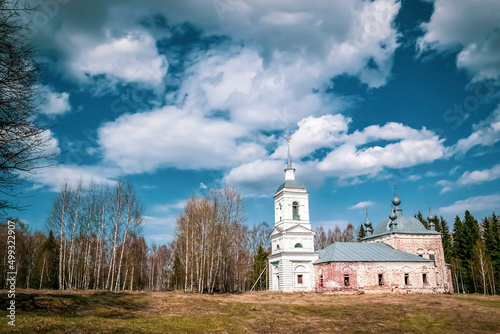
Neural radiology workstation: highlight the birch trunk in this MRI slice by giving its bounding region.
[68,179,82,289]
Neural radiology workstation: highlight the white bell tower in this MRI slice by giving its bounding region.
[268,139,318,292]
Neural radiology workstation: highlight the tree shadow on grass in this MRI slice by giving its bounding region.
[0,291,151,319]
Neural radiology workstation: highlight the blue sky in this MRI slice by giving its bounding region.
[7,0,500,243]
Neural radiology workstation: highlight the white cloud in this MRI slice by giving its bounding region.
[225,118,446,195]
[223,159,284,196]
[348,201,375,210]
[153,200,186,213]
[450,105,500,156]
[436,179,453,194]
[272,114,350,160]
[419,0,500,81]
[449,166,459,176]
[407,175,421,181]
[70,30,168,88]
[98,105,267,173]
[318,137,445,176]
[29,164,118,192]
[36,0,402,115]
[440,186,452,194]
[199,182,207,189]
[142,216,177,244]
[457,164,500,186]
[39,86,71,116]
[439,194,500,215]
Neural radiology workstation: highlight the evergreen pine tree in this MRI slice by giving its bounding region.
[452,215,468,291]
[460,211,481,292]
[36,231,59,289]
[484,212,500,292]
[438,216,452,263]
[171,255,184,290]
[415,211,429,229]
[357,224,366,242]
[251,245,268,291]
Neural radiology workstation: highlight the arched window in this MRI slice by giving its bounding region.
[292,201,300,220]
[276,244,280,250]
[294,243,303,248]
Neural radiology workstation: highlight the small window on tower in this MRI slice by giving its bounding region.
[344,275,350,286]
[404,273,410,285]
[293,201,300,220]
[276,245,280,250]
[378,274,383,286]
[320,275,324,287]
[294,243,303,248]
[297,275,303,284]
[423,273,428,284]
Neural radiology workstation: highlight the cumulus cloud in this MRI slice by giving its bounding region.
[225,117,446,196]
[450,105,500,156]
[348,201,375,210]
[439,194,500,215]
[98,105,267,173]
[419,0,500,81]
[318,135,444,176]
[29,164,118,192]
[223,159,285,196]
[70,30,168,88]
[32,0,402,104]
[457,164,500,186]
[272,114,350,160]
[39,86,71,116]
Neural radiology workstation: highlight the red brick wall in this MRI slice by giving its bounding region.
[366,234,453,293]
[314,260,452,293]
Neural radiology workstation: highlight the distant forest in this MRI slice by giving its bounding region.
[1,179,499,294]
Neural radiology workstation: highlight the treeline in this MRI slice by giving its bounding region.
[414,210,499,295]
[314,224,355,249]
[0,183,272,292]
[0,179,150,291]
[171,187,271,293]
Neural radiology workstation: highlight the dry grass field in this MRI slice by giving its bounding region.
[0,290,499,333]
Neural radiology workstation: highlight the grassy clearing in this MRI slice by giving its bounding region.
[0,290,499,333]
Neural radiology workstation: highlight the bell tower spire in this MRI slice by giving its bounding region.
[285,137,296,181]
[287,136,292,169]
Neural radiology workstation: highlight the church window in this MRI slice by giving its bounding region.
[276,245,280,250]
[294,243,303,248]
[404,273,410,285]
[378,274,383,286]
[297,275,303,284]
[320,275,324,287]
[344,275,350,286]
[292,201,300,220]
[423,273,428,284]
[429,249,436,262]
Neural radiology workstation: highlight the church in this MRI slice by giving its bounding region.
[268,142,453,294]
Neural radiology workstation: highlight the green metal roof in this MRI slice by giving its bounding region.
[363,212,440,240]
[315,242,433,264]
[276,179,306,192]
